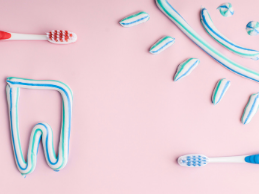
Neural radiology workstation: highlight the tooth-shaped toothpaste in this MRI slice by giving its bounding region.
[149,36,175,54]
[6,77,73,177]
[212,78,231,105]
[246,21,259,36]
[217,3,234,17]
[241,93,259,124]
[174,58,200,81]
[119,11,150,27]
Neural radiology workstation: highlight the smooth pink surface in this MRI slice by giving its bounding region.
[0,0,259,193]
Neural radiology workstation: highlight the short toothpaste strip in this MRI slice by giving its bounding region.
[217,3,234,17]
[212,78,231,105]
[119,11,150,27]
[6,77,73,176]
[201,8,259,60]
[149,36,175,54]
[241,93,259,124]
[156,0,259,83]
[174,58,200,81]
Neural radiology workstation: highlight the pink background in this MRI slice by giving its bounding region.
[0,0,259,193]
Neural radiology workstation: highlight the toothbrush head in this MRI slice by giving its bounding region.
[46,30,77,44]
[178,154,208,167]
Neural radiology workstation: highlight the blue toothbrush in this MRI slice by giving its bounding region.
[178,154,259,167]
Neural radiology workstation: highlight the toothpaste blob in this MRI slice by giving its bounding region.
[217,3,234,17]
[156,0,259,83]
[174,58,200,81]
[246,21,259,36]
[119,11,150,27]
[241,93,259,124]
[212,78,231,105]
[201,8,259,60]
[149,36,175,54]
[6,77,73,177]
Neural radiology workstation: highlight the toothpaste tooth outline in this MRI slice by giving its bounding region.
[212,78,231,105]
[156,0,259,83]
[149,36,175,54]
[174,58,200,81]
[119,11,150,27]
[200,8,259,60]
[241,93,259,124]
[217,3,234,17]
[6,77,73,177]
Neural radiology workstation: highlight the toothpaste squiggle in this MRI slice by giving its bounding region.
[119,11,150,27]
[212,78,231,105]
[217,3,234,17]
[241,93,259,124]
[149,36,175,54]
[200,8,259,60]
[156,0,259,83]
[6,77,73,177]
[174,58,200,81]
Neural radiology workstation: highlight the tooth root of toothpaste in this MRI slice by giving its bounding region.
[241,93,259,124]
[119,11,150,27]
[200,8,259,60]
[6,77,73,176]
[174,58,200,81]
[217,3,234,17]
[212,78,231,105]
[156,0,259,83]
[246,21,259,36]
[149,36,175,54]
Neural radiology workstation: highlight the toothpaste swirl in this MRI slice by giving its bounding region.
[241,93,259,124]
[217,3,234,17]
[149,36,175,54]
[119,11,150,27]
[156,0,259,83]
[246,21,259,36]
[174,58,200,81]
[212,78,231,105]
[6,77,73,177]
[201,8,259,60]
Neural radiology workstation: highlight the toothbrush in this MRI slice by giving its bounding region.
[0,30,77,44]
[178,154,259,167]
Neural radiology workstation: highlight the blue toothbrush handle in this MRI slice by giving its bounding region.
[245,154,259,164]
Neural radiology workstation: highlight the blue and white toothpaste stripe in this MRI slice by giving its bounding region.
[212,78,231,105]
[149,36,175,54]
[6,77,73,176]
[201,8,259,60]
[246,21,259,36]
[119,11,150,27]
[242,93,259,124]
[174,58,200,81]
[217,3,234,17]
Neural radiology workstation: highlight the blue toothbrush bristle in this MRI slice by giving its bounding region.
[178,154,208,167]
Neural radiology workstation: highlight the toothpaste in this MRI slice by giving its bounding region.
[201,8,259,60]
[241,93,259,124]
[6,77,73,177]
[246,21,259,36]
[174,58,200,81]
[217,3,234,17]
[149,36,175,54]
[212,78,231,105]
[156,0,259,83]
[119,11,150,27]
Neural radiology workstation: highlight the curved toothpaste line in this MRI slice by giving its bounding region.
[200,8,259,59]
[150,37,175,53]
[6,77,73,175]
[242,94,259,124]
[174,59,199,81]
[156,0,259,83]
